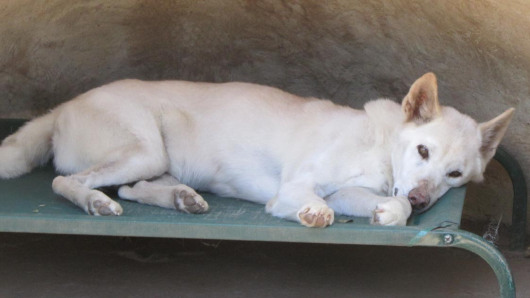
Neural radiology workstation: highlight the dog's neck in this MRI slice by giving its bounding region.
[363,99,405,196]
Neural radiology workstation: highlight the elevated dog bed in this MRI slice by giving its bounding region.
[0,119,522,297]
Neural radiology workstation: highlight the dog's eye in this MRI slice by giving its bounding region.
[447,171,462,178]
[417,145,429,160]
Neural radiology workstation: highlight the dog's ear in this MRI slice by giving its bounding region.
[479,108,515,163]
[402,72,441,124]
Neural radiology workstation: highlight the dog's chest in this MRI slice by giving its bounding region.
[314,148,393,197]
[340,164,391,196]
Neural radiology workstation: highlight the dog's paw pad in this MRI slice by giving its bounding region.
[88,194,123,216]
[298,205,334,228]
[371,200,407,226]
[175,189,209,214]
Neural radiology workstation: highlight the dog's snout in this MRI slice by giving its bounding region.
[407,187,430,211]
[408,195,427,210]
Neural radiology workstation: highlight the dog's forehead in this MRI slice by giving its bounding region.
[405,107,482,154]
[439,107,480,144]
[428,108,484,171]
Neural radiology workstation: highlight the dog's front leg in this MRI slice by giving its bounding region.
[266,181,334,228]
[118,174,209,214]
[326,187,412,226]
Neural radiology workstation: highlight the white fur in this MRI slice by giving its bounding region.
[0,73,514,227]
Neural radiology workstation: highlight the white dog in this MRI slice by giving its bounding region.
[0,73,513,227]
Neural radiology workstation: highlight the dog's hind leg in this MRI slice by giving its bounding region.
[52,145,169,216]
[117,174,209,214]
[53,175,124,215]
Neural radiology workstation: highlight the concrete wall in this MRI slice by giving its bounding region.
[1,0,528,230]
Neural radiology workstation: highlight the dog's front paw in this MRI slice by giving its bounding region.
[87,191,123,216]
[371,197,411,226]
[297,204,334,228]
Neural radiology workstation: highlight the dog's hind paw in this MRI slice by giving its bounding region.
[297,204,334,228]
[174,187,209,214]
[87,192,123,216]
[371,197,411,226]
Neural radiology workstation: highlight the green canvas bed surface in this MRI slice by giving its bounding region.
[0,161,465,243]
[0,119,517,297]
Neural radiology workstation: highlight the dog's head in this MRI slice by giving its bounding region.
[391,73,514,213]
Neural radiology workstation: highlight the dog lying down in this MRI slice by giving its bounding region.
[0,73,514,227]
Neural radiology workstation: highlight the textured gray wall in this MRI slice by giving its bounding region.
[1,0,528,230]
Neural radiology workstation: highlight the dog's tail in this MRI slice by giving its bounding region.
[0,111,57,179]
